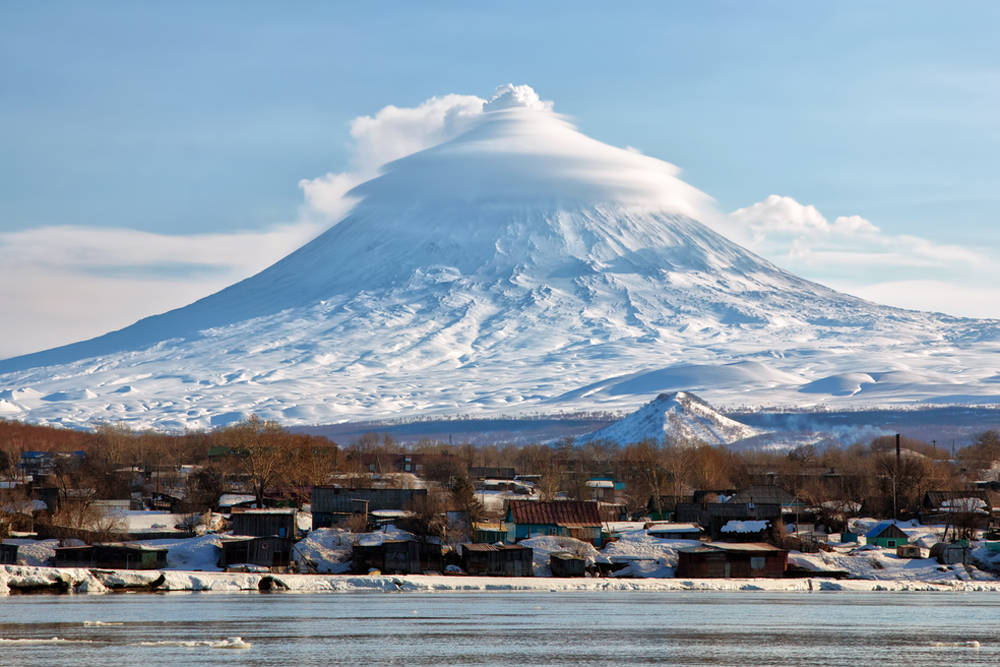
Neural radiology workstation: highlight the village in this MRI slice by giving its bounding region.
[4,416,1000,593]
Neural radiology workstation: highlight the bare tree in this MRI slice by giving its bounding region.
[220,414,293,508]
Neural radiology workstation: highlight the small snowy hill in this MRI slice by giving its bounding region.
[581,392,767,446]
[2,84,1000,429]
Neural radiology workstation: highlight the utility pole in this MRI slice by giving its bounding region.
[893,433,900,524]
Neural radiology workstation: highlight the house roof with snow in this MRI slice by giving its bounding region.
[922,490,992,511]
[506,500,601,528]
[864,521,909,539]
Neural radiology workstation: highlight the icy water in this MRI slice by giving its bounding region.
[0,591,998,666]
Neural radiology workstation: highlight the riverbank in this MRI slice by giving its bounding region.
[5,564,1000,595]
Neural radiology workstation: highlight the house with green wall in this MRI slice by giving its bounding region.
[505,500,603,546]
[865,521,909,548]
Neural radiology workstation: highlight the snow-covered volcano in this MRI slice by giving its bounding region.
[581,392,768,446]
[2,85,999,429]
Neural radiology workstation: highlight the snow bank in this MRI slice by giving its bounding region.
[294,528,353,574]
[517,535,604,576]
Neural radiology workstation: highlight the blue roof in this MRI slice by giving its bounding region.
[864,520,898,538]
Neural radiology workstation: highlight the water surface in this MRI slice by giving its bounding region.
[0,591,996,666]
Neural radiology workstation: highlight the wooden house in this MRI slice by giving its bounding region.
[0,542,18,565]
[352,540,443,575]
[311,486,427,529]
[864,521,909,548]
[921,491,992,528]
[729,486,805,514]
[505,500,603,546]
[231,508,297,538]
[549,551,586,577]
[461,543,533,576]
[675,543,788,579]
[677,502,782,542]
[219,535,294,570]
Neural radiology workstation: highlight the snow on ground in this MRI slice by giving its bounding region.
[2,538,61,566]
[517,536,604,576]
[6,566,1000,595]
[133,534,224,571]
[602,527,701,578]
[3,517,998,594]
[293,528,353,574]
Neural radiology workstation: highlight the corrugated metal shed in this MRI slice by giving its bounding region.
[460,543,533,577]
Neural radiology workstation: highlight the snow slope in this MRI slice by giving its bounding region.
[581,391,767,445]
[2,84,1000,429]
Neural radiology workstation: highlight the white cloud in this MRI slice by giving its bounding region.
[722,194,1000,317]
[298,93,486,223]
[728,194,880,238]
[0,222,323,359]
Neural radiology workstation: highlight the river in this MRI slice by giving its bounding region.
[0,591,997,666]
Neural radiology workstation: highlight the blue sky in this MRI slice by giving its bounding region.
[2,2,999,357]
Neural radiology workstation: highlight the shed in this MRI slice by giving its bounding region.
[472,521,507,543]
[53,545,96,567]
[675,543,788,579]
[864,521,909,549]
[94,544,168,570]
[219,535,294,570]
[549,551,586,577]
[0,542,18,565]
[53,543,168,570]
[505,500,603,546]
[231,508,297,538]
[352,540,443,575]
[930,542,968,565]
[461,543,534,577]
[896,544,922,559]
[646,523,703,540]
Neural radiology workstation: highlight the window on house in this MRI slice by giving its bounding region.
[887,540,896,548]
[369,464,375,471]
[405,464,411,471]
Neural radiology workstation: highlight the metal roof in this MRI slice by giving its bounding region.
[462,543,529,552]
[729,486,800,506]
[507,500,601,527]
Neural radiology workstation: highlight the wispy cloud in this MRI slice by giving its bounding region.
[0,222,322,358]
[719,194,999,318]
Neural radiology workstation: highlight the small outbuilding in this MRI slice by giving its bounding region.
[231,508,297,538]
[549,551,586,577]
[896,544,922,559]
[352,540,443,575]
[864,521,909,549]
[219,535,294,571]
[675,543,788,579]
[53,543,168,570]
[646,523,703,540]
[461,543,534,577]
[930,542,969,565]
[0,542,18,565]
